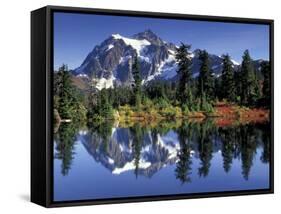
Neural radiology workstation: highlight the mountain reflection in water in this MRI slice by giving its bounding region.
[53,119,270,201]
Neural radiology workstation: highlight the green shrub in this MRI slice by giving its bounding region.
[160,106,182,118]
[154,98,170,109]
[182,105,190,115]
[201,101,214,113]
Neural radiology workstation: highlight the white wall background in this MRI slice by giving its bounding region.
[0,0,279,212]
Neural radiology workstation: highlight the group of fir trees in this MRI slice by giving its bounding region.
[175,43,270,109]
[174,44,215,112]
[53,64,87,122]
[87,83,114,122]
[220,50,270,107]
[239,50,261,106]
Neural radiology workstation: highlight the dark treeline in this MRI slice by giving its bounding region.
[53,44,271,122]
[53,64,87,122]
[54,120,270,182]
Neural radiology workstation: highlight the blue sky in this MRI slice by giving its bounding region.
[54,12,270,70]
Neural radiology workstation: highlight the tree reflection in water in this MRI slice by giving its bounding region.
[54,120,270,181]
[54,123,78,176]
[175,122,193,184]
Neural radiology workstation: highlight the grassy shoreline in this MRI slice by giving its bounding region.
[116,102,269,124]
[55,102,269,130]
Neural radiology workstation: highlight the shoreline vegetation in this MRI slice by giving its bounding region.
[53,44,271,131]
[54,101,269,130]
[116,102,269,122]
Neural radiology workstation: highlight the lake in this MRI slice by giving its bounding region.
[53,119,270,201]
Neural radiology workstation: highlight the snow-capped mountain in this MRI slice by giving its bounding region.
[73,30,179,89]
[73,29,265,90]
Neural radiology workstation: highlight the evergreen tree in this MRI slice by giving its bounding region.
[198,50,214,103]
[99,89,114,119]
[249,69,262,106]
[221,54,236,102]
[88,87,114,120]
[132,56,142,109]
[239,50,256,106]
[234,70,242,104]
[175,43,193,107]
[261,61,271,107]
[87,81,97,120]
[214,77,222,100]
[56,64,72,119]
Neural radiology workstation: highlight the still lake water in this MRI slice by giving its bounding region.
[53,120,270,201]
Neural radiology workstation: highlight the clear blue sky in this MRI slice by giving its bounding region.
[54,12,270,70]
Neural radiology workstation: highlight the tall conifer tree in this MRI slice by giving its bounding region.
[221,54,236,102]
[198,50,214,104]
[57,64,74,119]
[175,43,193,107]
[261,61,271,107]
[240,50,256,106]
[132,56,142,109]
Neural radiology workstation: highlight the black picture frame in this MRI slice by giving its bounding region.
[31,5,274,208]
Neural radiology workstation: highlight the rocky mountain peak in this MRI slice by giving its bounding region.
[193,48,202,56]
[132,29,164,46]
